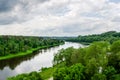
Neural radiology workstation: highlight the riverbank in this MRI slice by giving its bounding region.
[7,67,54,80]
[0,43,64,60]
[0,42,82,80]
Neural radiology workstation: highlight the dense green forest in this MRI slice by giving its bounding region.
[53,41,120,80]
[7,31,120,80]
[8,40,120,80]
[0,36,64,58]
[66,31,120,44]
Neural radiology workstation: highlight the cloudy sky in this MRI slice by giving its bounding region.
[0,0,120,36]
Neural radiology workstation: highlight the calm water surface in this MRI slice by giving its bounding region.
[0,42,84,80]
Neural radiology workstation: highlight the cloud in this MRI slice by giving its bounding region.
[109,0,120,3]
[0,0,49,12]
[0,0,50,24]
[0,0,18,12]
[0,0,119,36]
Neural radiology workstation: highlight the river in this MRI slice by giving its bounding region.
[0,42,84,80]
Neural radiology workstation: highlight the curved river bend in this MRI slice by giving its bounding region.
[0,42,84,80]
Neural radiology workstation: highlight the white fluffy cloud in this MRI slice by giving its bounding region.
[0,0,119,36]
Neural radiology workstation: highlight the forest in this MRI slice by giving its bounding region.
[8,40,120,80]
[0,36,64,59]
[7,31,120,80]
[66,31,120,44]
[8,31,120,80]
[53,41,120,80]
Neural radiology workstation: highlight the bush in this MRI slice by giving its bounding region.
[7,71,43,80]
[53,63,85,80]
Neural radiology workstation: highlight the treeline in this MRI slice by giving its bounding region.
[8,71,43,80]
[53,40,120,80]
[0,36,64,57]
[8,67,54,80]
[66,31,120,44]
[8,40,120,80]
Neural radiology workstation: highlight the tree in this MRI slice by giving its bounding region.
[108,40,120,73]
[103,66,116,80]
[91,73,106,80]
[53,63,85,80]
[111,40,120,54]
[53,47,75,66]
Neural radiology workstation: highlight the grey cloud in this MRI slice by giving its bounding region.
[80,12,104,18]
[112,17,120,22]
[0,13,26,25]
[62,24,82,33]
[0,0,49,25]
[0,17,16,25]
[0,0,119,36]
[0,0,19,12]
[61,24,98,33]
[48,6,70,16]
[0,15,27,25]
[59,21,111,35]
[0,0,49,12]
[36,0,50,3]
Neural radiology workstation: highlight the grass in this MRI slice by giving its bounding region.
[39,62,66,80]
[7,67,55,80]
[39,67,54,80]
[0,47,40,60]
[0,43,63,60]
[39,63,66,80]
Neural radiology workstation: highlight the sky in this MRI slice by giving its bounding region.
[0,0,119,36]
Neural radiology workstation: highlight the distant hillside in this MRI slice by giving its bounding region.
[66,31,120,44]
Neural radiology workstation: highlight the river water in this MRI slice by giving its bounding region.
[0,42,84,80]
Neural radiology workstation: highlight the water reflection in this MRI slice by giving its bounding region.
[0,50,40,70]
[0,42,83,80]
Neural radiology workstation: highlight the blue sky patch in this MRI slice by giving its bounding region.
[109,0,120,3]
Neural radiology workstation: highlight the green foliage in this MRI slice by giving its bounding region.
[39,67,54,80]
[53,63,85,80]
[111,40,120,53]
[103,66,116,80]
[8,40,120,80]
[0,36,64,58]
[85,58,99,78]
[66,31,120,44]
[8,71,43,80]
[85,42,109,69]
[53,47,75,66]
[71,48,86,65]
[41,67,48,72]
[111,74,120,80]
[69,63,85,80]
[8,67,55,80]
[53,40,120,80]
[108,40,120,73]
[91,73,106,80]
[54,67,68,80]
